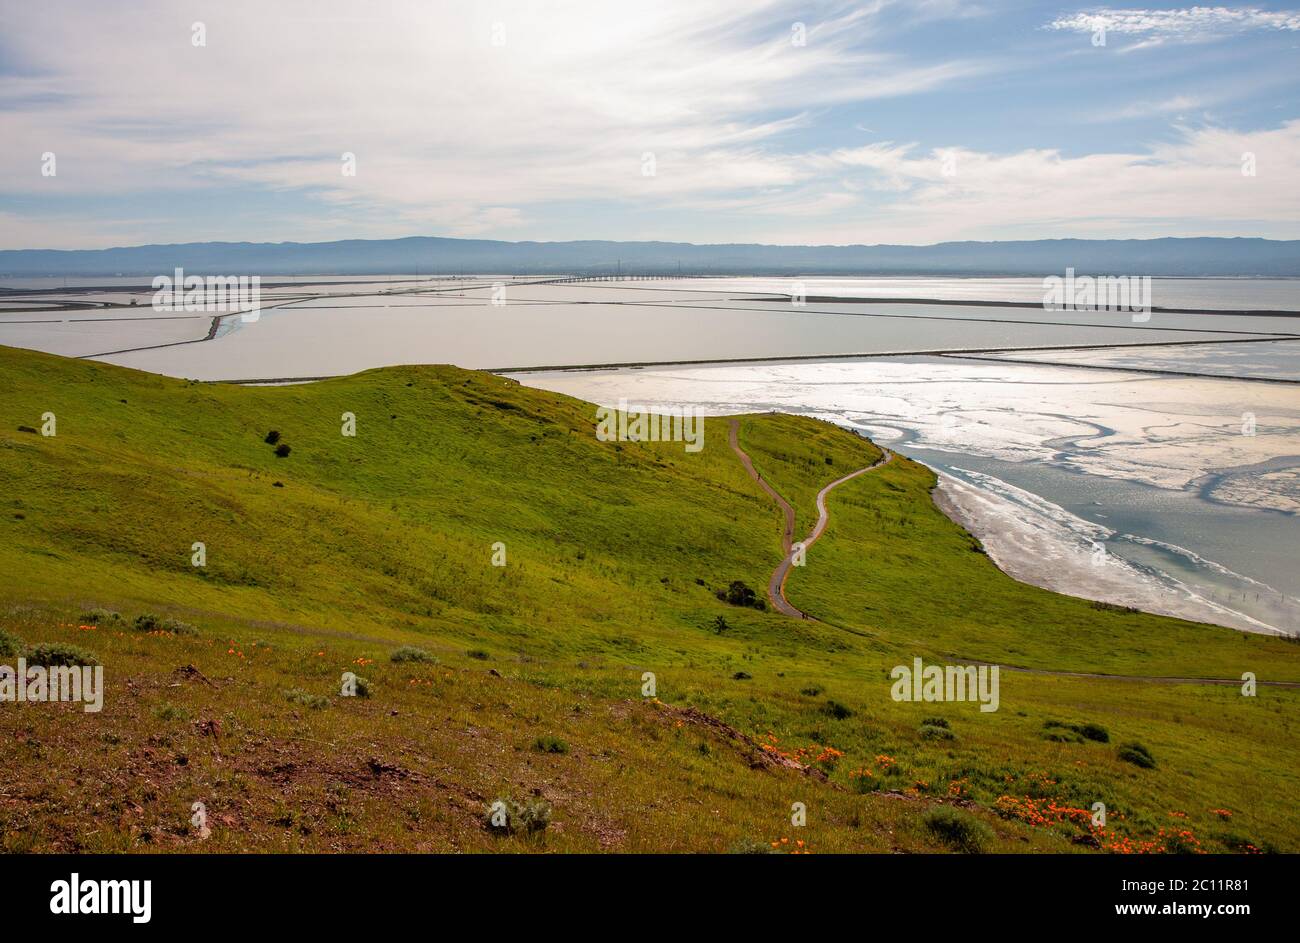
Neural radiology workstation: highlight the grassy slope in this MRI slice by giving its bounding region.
[0,344,1296,853]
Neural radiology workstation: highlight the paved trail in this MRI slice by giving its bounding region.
[728,418,890,619]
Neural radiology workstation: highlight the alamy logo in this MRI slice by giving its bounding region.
[1042,268,1151,318]
[0,658,103,713]
[152,268,261,320]
[595,399,704,452]
[890,658,999,712]
[50,873,151,923]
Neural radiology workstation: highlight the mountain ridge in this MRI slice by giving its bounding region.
[3,235,1297,277]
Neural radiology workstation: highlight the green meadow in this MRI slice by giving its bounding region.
[1,343,1296,853]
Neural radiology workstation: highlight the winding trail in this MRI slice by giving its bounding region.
[728,420,1300,688]
[728,418,891,619]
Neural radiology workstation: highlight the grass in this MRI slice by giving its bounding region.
[0,343,1297,853]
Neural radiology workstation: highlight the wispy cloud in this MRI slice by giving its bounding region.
[0,0,999,245]
[2,0,1299,247]
[1047,6,1300,50]
[757,120,1300,243]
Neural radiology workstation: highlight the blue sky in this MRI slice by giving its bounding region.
[1,0,1298,248]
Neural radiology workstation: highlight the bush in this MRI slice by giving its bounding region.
[1118,742,1156,768]
[467,649,489,660]
[284,688,330,710]
[80,608,121,624]
[732,671,752,680]
[1079,723,1110,743]
[1042,721,1083,743]
[920,723,956,741]
[800,685,824,697]
[133,613,161,631]
[717,580,766,610]
[23,642,99,667]
[533,735,569,754]
[390,645,437,663]
[160,618,199,636]
[923,807,992,853]
[822,699,854,720]
[274,443,292,458]
[486,797,552,836]
[1043,719,1109,744]
[348,675,372,698]
[264,430,281,444]
[921,717,950,729]
[0,628,24,657]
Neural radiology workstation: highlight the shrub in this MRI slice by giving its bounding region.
[711,615,729,634]
[920,723,956,741]
[0,628,24,657]
[161,618,199,636]
[348,675,372,698]
[284,688,329,710]
[1042,725,1083,743]
[486,797,552,836]
[717,580,765,610]
[732,671,752,680]
[1118,742,1156,768]
[80,608,121,624]
[390,645,437,663]
[274,443,292,458]
[923,806,992,853]
[533,735,569,754]
[921,717,950,729]
[1079,723,1110,743]
[467,649,489,660]
[264,430,281,444]
[23,642,99,667]
[1043,719,1109,744]
[133,613,161,631]
[800,685,824,697]
[822,699,854,720]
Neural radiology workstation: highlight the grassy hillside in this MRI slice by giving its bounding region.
[1,344,1296,853]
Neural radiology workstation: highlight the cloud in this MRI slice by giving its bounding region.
[743,120,1300,244]
[2,0,1299,247]
[1047,6,1300,48]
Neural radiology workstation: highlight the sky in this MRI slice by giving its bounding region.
[1,0,1298,249]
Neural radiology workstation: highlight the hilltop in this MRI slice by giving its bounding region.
[1,344,1297,853]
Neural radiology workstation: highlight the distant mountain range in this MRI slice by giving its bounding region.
[2,236,1298,278]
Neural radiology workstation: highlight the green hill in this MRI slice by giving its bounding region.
[1,343,1296,853]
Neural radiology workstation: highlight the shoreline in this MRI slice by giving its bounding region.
[930,472,1287,636]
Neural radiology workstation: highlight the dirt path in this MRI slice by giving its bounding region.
[727,420,1300,688]
[728,418,890,619]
